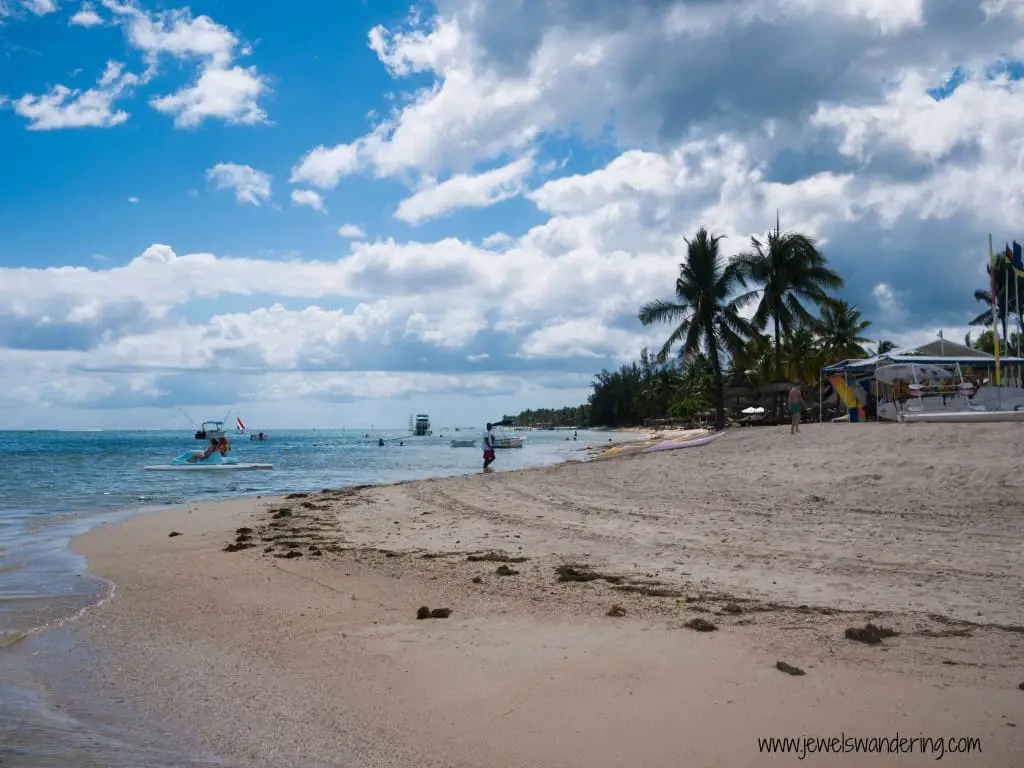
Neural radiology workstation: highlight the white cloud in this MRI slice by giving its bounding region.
[394,155,534,224]
[780,0,924,35]
[519,319,644,360]
[291,189,326,213]
[290,143,361,189]
[338,224,366,239]
[69,2,102,26]
[21,0,58,15]
[127,196,139,204]
[9,61,137,130]
[9,2,267,129]
[206,163,271,206]
[99,0,269,128]
[872,282,907,321]
[811,67,1024,230]
[482,232,513,249]
[149,64,267,128]
[7,0,1024,426]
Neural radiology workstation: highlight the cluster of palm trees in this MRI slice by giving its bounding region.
[638,221,878,430]
[969,256,1024,352]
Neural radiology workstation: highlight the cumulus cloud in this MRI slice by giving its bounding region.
[291,189,326,213]
[6,0,1024,425]
[206,163,271,206]
[8,1,269,128]
[102,0,267,127]
[69,2,102,26]
[290,143,361,189]
[394,155,535,224]
[19,0,58,15]
[8,60,138,130]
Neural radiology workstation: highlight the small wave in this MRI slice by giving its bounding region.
[0,577,115,651]
[0,629,30,649]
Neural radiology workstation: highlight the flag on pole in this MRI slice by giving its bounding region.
[1013,241,1024,276]
[989,235,1002,386]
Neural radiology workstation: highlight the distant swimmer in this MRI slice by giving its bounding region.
[788,382,804,435]
[378,437,384,447]
[482,422,495,471]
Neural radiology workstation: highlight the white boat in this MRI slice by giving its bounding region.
[901,409,1024,424]
[492,436,523,449]
[875,361,1024,422]
[879,385,1024,422]
[409,413,432,436]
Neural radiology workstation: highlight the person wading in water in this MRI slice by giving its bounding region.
[482,422,496,470]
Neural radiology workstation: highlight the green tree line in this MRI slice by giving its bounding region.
[516,222,1019,430]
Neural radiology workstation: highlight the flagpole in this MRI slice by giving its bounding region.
[1004,254,1011,349]
[1013,241,1024,361]
[1011,272,1019,362]
[989,235,1002,397]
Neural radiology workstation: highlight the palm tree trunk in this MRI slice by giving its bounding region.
[773,316,782,381]
[772,315,784,418]
[707,326,726,431]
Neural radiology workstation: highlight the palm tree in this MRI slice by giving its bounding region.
[734,216,844,381]
[638,227,754,430]
[729,332,773,386]
[874,339,896,356]
[781,325,821,384]
[817,299,872,360]
[970,257,1021,345]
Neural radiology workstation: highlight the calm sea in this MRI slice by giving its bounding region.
[0,427,609,766]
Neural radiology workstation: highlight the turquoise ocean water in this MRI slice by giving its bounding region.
[0,426,609,766]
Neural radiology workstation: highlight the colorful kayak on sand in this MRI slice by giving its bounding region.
[642,431,723,453]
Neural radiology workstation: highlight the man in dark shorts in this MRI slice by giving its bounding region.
[788,383,804,434]
[482,422,496,470]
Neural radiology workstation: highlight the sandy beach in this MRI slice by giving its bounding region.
[73,422,1024,767]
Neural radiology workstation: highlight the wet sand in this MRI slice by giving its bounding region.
[74,422,1024,766]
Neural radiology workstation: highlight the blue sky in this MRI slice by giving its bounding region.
[2,0,1024,429]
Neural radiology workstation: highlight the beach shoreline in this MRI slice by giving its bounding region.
[70,422,1024,766]
[1,428,650,766]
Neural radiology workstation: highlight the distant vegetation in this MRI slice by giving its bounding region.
[515,221,1021,430]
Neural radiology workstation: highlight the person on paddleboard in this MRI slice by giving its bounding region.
[188,438,220,463]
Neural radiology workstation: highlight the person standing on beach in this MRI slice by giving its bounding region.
[788,383,804,434]
[482,422,496,470]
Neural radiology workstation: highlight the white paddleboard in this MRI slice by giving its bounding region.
[144,463,274,471]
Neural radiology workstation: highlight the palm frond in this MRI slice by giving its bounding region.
[638,299,687,327]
